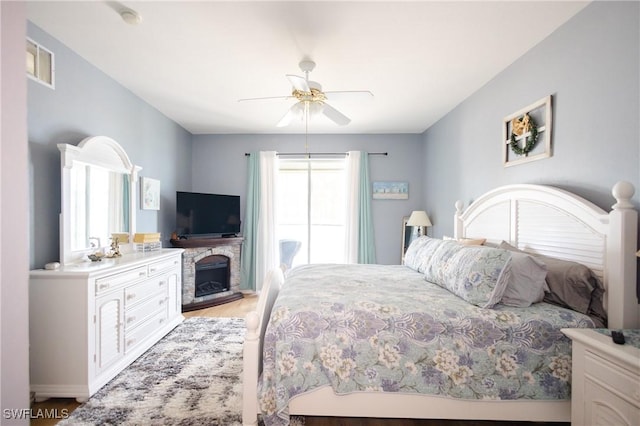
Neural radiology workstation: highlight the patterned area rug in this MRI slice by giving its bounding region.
[60,317,246,426]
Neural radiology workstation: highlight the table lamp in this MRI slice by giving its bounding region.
[407,210,432,237]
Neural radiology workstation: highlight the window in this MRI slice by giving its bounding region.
[27,38,55,89]
[277,159,346,267]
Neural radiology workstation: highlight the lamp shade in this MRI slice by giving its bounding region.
[407,210,432,227]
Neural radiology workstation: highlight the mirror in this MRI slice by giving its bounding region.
[59,136,141,265]
[401,216,419,264]
[69,164,130,251]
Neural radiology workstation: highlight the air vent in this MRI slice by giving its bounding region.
[26,38,54,89]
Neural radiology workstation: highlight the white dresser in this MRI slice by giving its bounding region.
[562,328,640,426]
[30,249,184,402]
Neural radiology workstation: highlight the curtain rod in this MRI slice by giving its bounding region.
[244,152,388,157]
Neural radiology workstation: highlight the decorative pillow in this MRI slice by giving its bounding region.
[443,236,487,246]
[498,241,607,326]
[403,236,444,273]
[423,240,512,308]
[500,250,548,307]
[459,238,487,246]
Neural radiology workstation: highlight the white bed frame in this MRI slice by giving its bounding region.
[243,181,638,425]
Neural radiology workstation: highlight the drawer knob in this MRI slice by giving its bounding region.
[99,283,109,290]
[159,281,165,287]
[127,294,136,300]
[127,316,136,324]
[127,338,136,346]
[150,268,156,273]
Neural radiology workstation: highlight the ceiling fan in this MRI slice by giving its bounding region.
[239,60,373,127]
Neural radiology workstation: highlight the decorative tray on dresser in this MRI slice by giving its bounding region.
[30,249,184,402]
[562,328,640,426]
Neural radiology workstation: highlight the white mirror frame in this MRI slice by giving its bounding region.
[58,136,141,265]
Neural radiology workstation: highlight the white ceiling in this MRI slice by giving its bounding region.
[26,1,589,135]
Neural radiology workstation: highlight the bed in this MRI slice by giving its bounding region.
[243,181,638,425]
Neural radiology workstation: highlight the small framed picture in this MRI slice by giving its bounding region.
[372,181,409,200]
[141,177,160,210]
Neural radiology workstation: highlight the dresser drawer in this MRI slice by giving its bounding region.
[585,351,640,406]
[96,266,147,294]
[124,311,168,353]
[584,379,640,425]
[148,256,180,276]
[124,292,168,330]
[124,276,168,306]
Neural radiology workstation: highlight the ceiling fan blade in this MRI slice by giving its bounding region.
[322,103,351,126]
[238,95,293,102]
[323,90,374,101]
[276,101,305,127]
[286,74,310,92]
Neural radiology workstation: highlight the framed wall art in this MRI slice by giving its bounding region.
[372,181,409,200]
[503,95,552,167]
[141,177,160,210]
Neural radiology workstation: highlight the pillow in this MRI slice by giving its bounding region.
[459,238,487,246]
[498,241,607,326]
[500,250,548,307]
[403,236,443,273]
[443,236,487,246]
[423,240,512,308]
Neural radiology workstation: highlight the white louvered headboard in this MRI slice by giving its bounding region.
[453,182,638,329]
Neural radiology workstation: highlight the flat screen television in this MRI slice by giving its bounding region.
[176,191,241,237]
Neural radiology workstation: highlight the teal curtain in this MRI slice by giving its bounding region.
[358,152,376,263]
[240,153,260,290]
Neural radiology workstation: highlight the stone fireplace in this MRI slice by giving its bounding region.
[171,237,243,311]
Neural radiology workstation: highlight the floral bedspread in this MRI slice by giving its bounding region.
[258,264,596,426]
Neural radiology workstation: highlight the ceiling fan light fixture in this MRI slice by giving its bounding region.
[240,59,372,128]
[307,101,324,117]
[293,102,306,121]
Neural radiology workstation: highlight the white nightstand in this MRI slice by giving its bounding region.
[562,328,640,426]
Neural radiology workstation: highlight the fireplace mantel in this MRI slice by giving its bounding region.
[171,237,243,311]
[170,236,243,249]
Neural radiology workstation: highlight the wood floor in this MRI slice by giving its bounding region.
[31,293,567,426]
[182,291,259,319]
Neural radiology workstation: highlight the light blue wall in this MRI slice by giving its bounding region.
[422,1,639,239]
[191,134,424,264]
[26,1,639,269]
[27,22,192,269]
